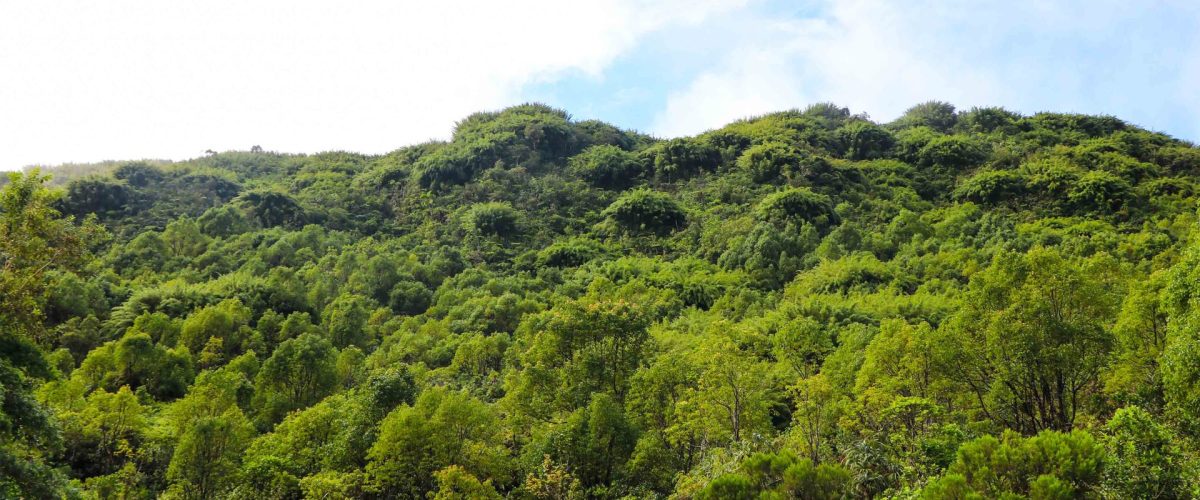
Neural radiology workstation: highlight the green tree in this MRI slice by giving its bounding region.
[367,387,508,498]
[322,293,372,349]
[1102,406,1188,498]
[938,248,1118,432]
[166,407,256,500]
[253,333,339,426]
[0,170,101,498]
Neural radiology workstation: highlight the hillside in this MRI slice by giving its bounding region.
[5,101,1200,498]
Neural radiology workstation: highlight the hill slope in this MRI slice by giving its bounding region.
[5,101,1200,498]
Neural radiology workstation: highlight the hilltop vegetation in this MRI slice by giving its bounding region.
[5,101,1200,498]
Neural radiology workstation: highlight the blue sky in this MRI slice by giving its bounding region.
[524,0,1200,141]
[1,0,1197,169]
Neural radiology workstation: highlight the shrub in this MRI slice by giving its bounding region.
[736,142,800,183]
[641,138,721,181]
[568,145,643,189]
[462,202,521,237]
[603,189,687,235]
[918,136,989,171]
[754,187,838,230]
[838,121,894,160]
[954,170,1027,204]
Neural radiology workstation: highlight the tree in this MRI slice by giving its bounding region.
[54,386,147,477]
[253,333,339,426]
[839,121,895,160]
[893,101,957,132]
[430,465,503,500]
[1068,170,1131,213]
[162,216,210,258]
[1102,406,1187,498]
[197,204,251,237]
[237,190,307,228]
[954,169,1028,205]
[0,171,101,498]
[680,336,777,444]
[166,408,255,500]
[462,202,521,238]
[62,176,133,217]
[641,137,720,182]
[367,388,508,498]
[112,161,164,188]
[543,393,637,488]
[938,248,1117,433]
[322,293,372,349]
[917,135,988,172]
[508,283,668,414]
[698,452,851,500]
[178,299,252,354]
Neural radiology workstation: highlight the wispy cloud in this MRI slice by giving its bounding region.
[650,0,1200,140]
[0,0,744,169]
[1,0,1196,170]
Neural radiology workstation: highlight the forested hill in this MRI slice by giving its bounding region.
[6,102,1200,498]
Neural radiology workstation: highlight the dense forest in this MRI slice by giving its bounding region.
[5,101,1200,499]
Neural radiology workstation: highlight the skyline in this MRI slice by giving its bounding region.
[2,0,1197,170]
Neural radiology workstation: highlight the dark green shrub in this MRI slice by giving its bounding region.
[604,189,687,235]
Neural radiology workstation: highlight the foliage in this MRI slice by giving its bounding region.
[8,103,1200,498]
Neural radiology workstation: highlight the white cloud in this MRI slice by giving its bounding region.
[0,0,743,169]
[651,0,1200,139]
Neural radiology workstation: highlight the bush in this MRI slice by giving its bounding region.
[918,135,989,171]
[568,145,643,189]
[237,190,307,228]
[462,202,521,237]
[893,101,957,132]
[736,142,800,183]
[603,189,687,235]
[62,177,133,216]
[957,106,1021,134]
[754,187,838,230]
[641,138,721,181]
[1068,170,1131,213]
[537,238,602,267]
[838,121,894,160]
[954,170,1027,204]
[112,162,165,187]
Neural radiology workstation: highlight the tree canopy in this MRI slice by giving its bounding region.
[6,102,1200,498]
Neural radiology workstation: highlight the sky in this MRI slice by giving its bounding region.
[1,0,1198,170]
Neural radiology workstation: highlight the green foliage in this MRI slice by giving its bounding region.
[754,187,838,230]
[112,161,166,187]
[839,121,895,160]
[253,333,339,426]
[462,202,521,238]
[12,104,1200,499]
[603,189,687,235]
[569,145,643,189]
[922,430,1105,499]
[367,387,508,497]
[939,248,1117,433]
[736,142,802,183]
[1102,406,1188,498]
[699,452,851,500]
[894,101,958,132]
[641,137,721,181]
